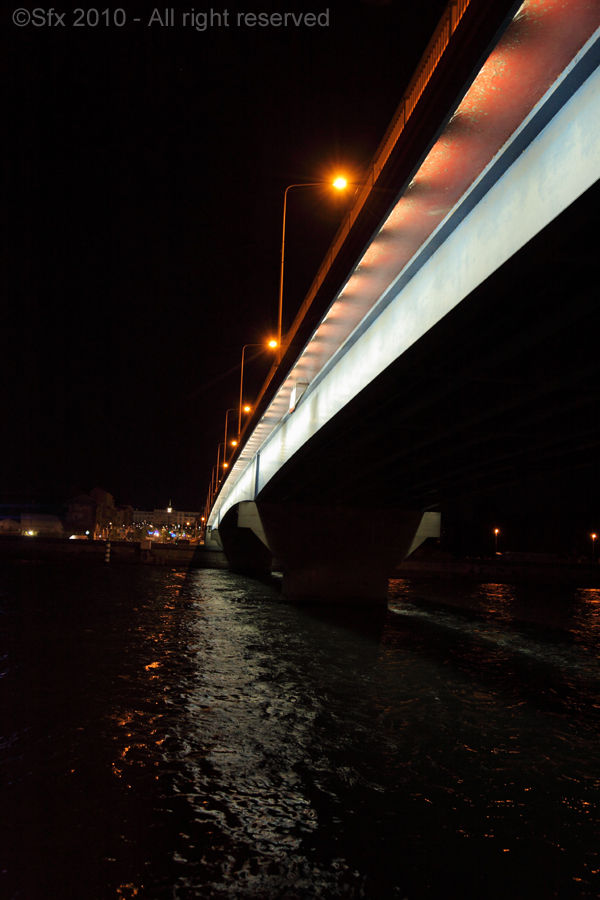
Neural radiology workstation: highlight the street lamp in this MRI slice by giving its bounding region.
[277,178,349,359]
[223,407,238,469]
[592,533,597,564]
[216,442,226,483]
[494,528,500,555]
[239,341,278,434]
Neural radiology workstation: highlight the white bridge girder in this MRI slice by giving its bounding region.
[209,26,600,530]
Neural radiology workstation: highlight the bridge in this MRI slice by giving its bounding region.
[206,0,600,604]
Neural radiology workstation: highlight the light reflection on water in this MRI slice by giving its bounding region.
[388,580,600,682]
[1,565,600,899]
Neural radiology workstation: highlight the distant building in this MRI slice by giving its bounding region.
[65,489,134,539]
[0,491,132,539]
[90,487,116,538]
[0,517,20,534]
[65,494,97,535]
[133,507,200,531]
[0,503,65,537]
[21,514,64,537]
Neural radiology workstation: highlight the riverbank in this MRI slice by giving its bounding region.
[395,554,600,587]
[2,535,599,587]
[0,535,227,568]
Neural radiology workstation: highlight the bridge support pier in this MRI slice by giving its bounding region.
[215,501,439,603]
[258,503,431,605]
[217,502,274,575]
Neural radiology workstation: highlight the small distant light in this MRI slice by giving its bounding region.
[223,462,229,468]
[333,177,347,189]
[167,507,172,513]
[244,405,251,413]
[268,339,278,348]
[231,439,238,446]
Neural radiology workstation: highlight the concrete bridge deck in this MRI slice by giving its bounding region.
[206,0,600,603]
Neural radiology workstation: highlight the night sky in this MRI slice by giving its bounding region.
[3,0,448,509]
[2,0,599,557]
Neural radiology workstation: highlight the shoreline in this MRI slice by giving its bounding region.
[2,536,599,588]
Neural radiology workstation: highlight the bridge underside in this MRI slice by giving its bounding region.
[256,177,600,512]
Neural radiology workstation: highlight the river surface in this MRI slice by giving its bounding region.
[1,563,599,899]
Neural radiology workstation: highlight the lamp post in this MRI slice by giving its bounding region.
[494,528,499,555]
[239,340,278,434]
[277,178,348,360]
[592,533,597,564]
[223,407,239,469]
[216,442,226,484]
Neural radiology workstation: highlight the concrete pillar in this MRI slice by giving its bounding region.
[257,503,429,605]
[204,526,223,551]
[216,503,274,576]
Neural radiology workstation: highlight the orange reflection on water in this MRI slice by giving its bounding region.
[571,588,600,644]
[472,583,516,622]
[578,588,600,610]
[116,884,141,898]
[115,713,133,726]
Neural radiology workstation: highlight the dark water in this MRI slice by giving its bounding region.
[1,564,599,900]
